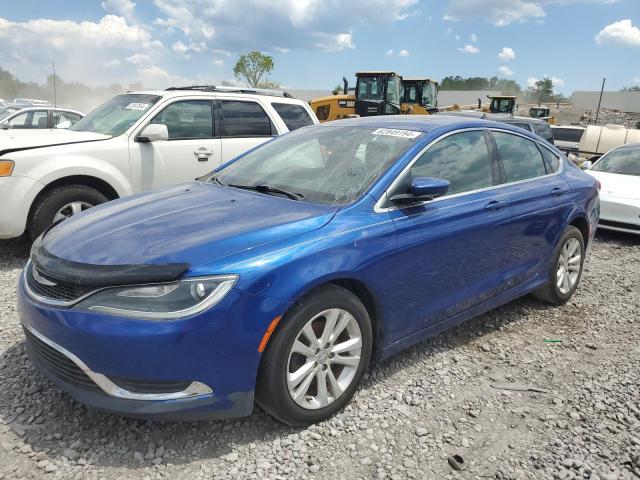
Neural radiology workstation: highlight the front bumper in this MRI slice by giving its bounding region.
[17,274,291,420]
[0,175,44,239]
[598,195,640,235]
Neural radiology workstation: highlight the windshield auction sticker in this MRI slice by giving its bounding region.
[371,128,422,139]
[124,103,150,111]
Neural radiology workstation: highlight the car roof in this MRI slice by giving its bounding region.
[318,114,515,133]
[125,89,308,104]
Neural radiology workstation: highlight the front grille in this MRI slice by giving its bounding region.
[26,264,95,303]
[111,377,192,394]
[24,328,100,391]
[600,219,640,231]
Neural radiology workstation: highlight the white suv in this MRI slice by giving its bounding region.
[0,86,318,240]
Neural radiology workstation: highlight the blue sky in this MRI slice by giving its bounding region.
[0,0,638,94]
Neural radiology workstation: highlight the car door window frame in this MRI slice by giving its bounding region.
[375,127,564,213]
[217,98,277,138]
[488,128,564,185]
[135,98,216,141]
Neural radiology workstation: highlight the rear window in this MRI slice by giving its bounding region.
[552,128,584,143]
[271,103,314,131]
[220,100,273,137]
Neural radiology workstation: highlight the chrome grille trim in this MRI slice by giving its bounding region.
[23,323,214,401]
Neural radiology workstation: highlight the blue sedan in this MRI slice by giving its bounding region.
[18,116,599,425]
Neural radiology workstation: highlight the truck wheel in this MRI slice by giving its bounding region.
[256,285,372,426]
[29,185,108,240]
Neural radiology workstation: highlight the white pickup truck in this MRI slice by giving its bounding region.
[0,86,317,240]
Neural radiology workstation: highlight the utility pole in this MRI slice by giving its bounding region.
[52,61,57,109]
[594,77,605,125]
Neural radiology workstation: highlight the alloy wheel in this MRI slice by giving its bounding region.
[556,237,582,295]
[53,201,94,222]
[286,308,362,410]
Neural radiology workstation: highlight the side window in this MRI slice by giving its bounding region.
[150,100,213,140]
[32,111,49,128]
[540,146,561,173]
[220,100,273,137]
[411,130,494,195]
[8,112,29,128]
[271,103,314,131]
[493,131,547,182]
[53,112,80,128]
[66,112,82,125]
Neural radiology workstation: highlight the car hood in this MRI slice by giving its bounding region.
[40,182,340,272]
[587,170,640,200]
[0,129,109,153]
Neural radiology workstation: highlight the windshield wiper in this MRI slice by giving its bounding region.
[228,184,304,201]
[207,175,226,186]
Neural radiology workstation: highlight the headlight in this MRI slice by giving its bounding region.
[74,275,238,320]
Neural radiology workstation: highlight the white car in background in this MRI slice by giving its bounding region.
[551,125,585,156]
[0,107,85,130]
[0,86,318,240]
[584,144,640,235]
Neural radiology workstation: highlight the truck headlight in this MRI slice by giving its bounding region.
[74,275,238,320]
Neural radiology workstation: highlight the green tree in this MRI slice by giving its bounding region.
[233,51,274,88]
[621,85,640,91]
[527,77,554,104]
[440,75,522,94]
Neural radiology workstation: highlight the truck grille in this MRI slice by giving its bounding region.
[24,328,100,391]
[26,263,95,303]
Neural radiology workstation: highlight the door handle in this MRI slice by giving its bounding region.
[551,186,569,196]
[194,147,214,161]
[484,200,508,211]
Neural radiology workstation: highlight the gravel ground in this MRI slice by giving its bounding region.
[0,232,638,480]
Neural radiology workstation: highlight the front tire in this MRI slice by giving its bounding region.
[29,185,108,240]
[256,285,372,426]
[533,225,585,305]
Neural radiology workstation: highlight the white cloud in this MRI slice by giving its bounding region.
[0,15,166,85]
[213,59,224,66]
[470,32,478,42]
[153,0,417,52]
[398,49,410,56]
[171,40,206,56]
[527,76,539,88]
[498,65,514,76]
[101,0,136,23]
[126,53,151,65]
[498,46,516,61]
[550,76,564,86]
[386,48,394,56]
[595,19,640,47]
[455,34,461,40]
[444,0,614,27]
[457,44,479,54]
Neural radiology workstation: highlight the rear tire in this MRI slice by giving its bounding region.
[28,185,108,241]
[256,285,372,426]
[532,225,585,305]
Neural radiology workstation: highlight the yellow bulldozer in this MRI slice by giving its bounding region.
[310,71,437,122]
[400,78,439,114]
[529,106,556,125]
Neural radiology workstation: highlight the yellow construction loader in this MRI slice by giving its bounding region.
[529,106,556,125]
[400,78,439,114]
[310,71,404,122]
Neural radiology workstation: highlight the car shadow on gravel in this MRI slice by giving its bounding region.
[0,292,556,470]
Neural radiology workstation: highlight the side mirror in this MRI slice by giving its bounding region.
[581,160,593,170]
[0,123,11,130]
[390,177,450,203]
[137,124,168,143]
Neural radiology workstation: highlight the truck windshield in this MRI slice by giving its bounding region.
[357,76,384,101]
[422,83,437,108]
[70,94,161,136]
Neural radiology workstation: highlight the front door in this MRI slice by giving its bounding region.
[131,99,222,190]
[383,130,510,343]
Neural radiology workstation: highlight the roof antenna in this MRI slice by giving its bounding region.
[52,61,57,109]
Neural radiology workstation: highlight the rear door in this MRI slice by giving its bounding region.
[130,99,221,190]
[383,129,510,342]
[488,129,572,291]
[218,99,276,163]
